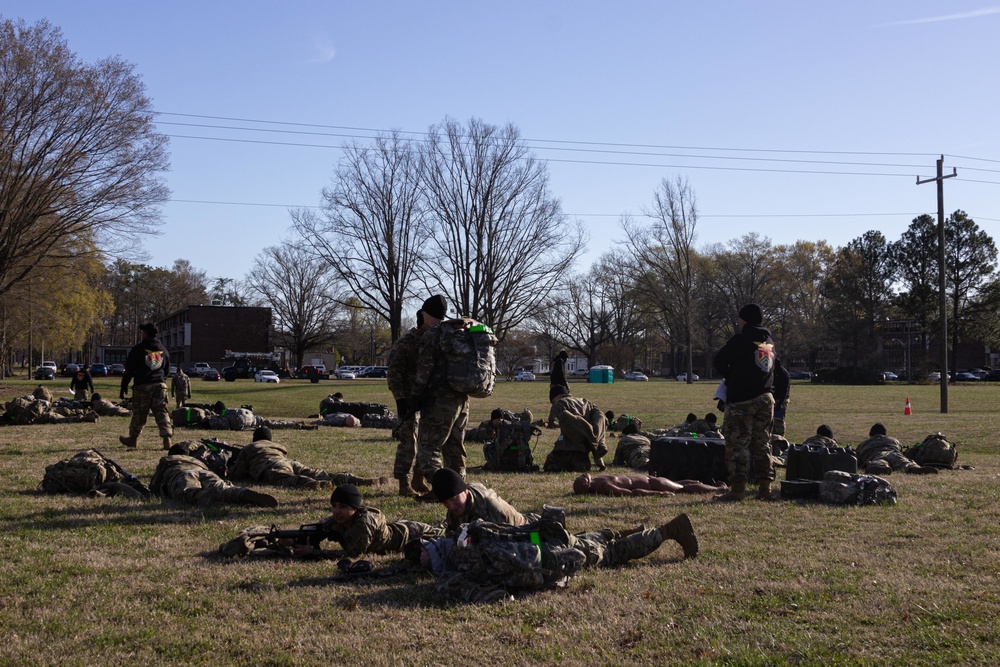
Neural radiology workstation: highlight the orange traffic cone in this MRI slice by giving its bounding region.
[904,397,912,415]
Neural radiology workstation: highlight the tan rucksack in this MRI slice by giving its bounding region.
[40,450,123,494]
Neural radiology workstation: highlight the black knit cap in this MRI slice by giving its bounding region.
[686,413,698,423]
[550,385,570,402]
[738,304,764,326]
[705,413,717,424]
[330,484,363,509]
[421,295,448,320]
[432,468,468,501]
[252,426,272,442]
[870,423,887,436]
[817,424,833,438]
[490,409,504,420]
[139,322,158,336]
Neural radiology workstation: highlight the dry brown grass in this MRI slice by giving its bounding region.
[1,375,998,666]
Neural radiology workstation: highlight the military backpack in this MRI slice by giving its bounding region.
[483,420,541,472]
[906,433,957,469]
[41,450,124,494]
[438,318,497,398]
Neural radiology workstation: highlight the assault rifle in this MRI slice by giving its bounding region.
[200,438,242,455]
[92,448,151,498]
[243,522,334,557]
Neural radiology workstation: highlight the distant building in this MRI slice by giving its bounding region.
[155,305,272,369]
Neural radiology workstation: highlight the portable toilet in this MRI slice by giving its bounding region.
[589,365,614,384]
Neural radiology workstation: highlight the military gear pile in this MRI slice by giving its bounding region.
[40,449,149,497]
[819,470,897,506]
[905,433,958,469]
[438,318,497,398]
[171,440,233,478]
[4,396,44,424]
[483,420,541,472]
[172,406,210,426]
[361,413,400,429]
[785,443,858,481]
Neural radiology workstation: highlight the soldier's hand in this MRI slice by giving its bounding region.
[119,391,127,400]
[395,399,409,418]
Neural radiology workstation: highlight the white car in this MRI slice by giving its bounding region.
[624,371,648,381]
[675,372,700,382]
[254,370,280,383]
[336,368,357,379]
[513,371,536,381]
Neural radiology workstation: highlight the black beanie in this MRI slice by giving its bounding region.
[252,426,272,442]
[432,468,468,501]
[421,295,448,320]
[705,413,717,424]
[870,423,887,437]
[738,303,764,326]
[558,350,568,360]
[550,385,569,402]
[330,484,363,509]
[490,408,504,420]
[817,424,833,438]
[686,413,698,423]
[92,393,102,402]
[139,322,158,336]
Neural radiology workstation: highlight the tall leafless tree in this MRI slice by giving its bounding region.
[294,131,427,342]
[0,17,169,299]
[623,177,700,382]
[419,117,584,339]
[246,244,339,368]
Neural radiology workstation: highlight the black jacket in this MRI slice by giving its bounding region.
[121,337,170,393]
[713,323,775,404]
[550,356,567,387]
[70,370,94,393]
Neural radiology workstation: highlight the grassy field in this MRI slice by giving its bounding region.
[1,375,998,666]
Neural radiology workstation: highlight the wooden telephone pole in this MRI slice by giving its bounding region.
[916,155,956,413]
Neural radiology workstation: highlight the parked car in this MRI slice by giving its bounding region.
[41,360,57,370]
[568,368,588,376]
[986,370,1000,382]
[954,372,979,382]
[167,364,178,377]
[191,362,213,377]
[789,370,812,380]
[298,365,326,382]
[109,363,126,375]
[90,363,108,377]
[624,371,649,381]
[927,371,942,382]
[202,368,222,381]
[34,365,55,380]
[254,369,280,383]
[335,369,357,380]
[60,363,80,377]
[675,372,700,382]
[882,371,898,381]
[359,366,388,378]
[513,370,536,382]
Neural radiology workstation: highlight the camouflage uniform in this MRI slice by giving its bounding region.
[445,482,536,535]
[150,454,256,505]
[70,368,94,402]
[228,440,358,489]
[171,406,210,426]
[170,371,191,409]
[430,519,666,603]
[3,397,96,425]
[319,506,443,558]
[388,327,426,480]
[720,393,776,483]
[544,396,608,472]
[92,397,132,417]
[127,381,172,441]
[613,433,651,470]
[206,408,257,431]
[905,433,958,469]
[411,323,470,478]
[801,434,838,448]
[855,434,922,474]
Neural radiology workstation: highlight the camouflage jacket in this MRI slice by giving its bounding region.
[855,434,903,466]
[548,396,605,453]
[387,327,424,401]
[149,454,215,496]
[613,433,651,467]
[319,506,424,558]
[446,483,531,534]
[228,441,293,481]
[171,373,191,399]
[91,398,131,417]
[801,435,839,448]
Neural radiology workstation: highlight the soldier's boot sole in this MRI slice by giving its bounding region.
[241,490,279,508]
[119,435,137,448]
[397,477,416,497]
[658,513,698,559]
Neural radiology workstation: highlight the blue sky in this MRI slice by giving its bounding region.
[6,1,1000,282]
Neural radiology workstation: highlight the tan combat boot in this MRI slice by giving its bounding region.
[162,436,172,451]
[119,435,137,448]
[658,513,698,559]
[397,476,415,497]
[411,470,430,494]
[240,489,278,508]
[756,480,773,501]
[714,479,747,502]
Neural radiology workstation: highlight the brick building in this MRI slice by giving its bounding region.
[156,305,272,369]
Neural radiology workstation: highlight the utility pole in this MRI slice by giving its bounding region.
[917,155,957,413]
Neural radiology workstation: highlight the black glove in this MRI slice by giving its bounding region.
[120,391,127,400]
[395,398,409,419]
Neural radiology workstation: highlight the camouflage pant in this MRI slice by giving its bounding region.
[721,393,775,483]
[74,388,90,402]
[128,382,173,439]
[571,528,664,568]
[864,449,920,473]
[772,400,788,437]
[393,414,420,478]
[417,390,469,478]
[262,463,357,489]
[160,467,247,505]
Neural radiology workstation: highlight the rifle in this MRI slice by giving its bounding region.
[200,438,242,455]
[92,449,151,498]
[246,523,333,556]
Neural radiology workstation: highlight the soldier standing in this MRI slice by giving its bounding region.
[70,364,94,402]
[387,303,440,497]
[119,323,173,450]
[409,295,470,494]
[713,304,776,501]
[171,367,191,409]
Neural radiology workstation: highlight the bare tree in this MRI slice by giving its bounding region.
[533,273,615,368]
[419,117,584,339]
[623,177,699,382]
[246,244,339,368]
[0,17,169,299]
[294,131,427,342]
